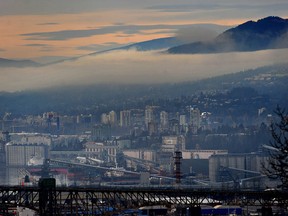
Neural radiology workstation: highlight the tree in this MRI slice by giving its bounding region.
[264,106,288,190]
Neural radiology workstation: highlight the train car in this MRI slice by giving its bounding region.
[201,205,242,216]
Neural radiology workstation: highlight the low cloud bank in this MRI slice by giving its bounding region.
[0,48,288,92]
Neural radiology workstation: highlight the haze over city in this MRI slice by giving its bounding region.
[1,1,288,215]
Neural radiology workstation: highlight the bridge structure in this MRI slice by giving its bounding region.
[0,180,287,215]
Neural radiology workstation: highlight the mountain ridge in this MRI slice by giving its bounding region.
[0,57,41,68]
[168,16,288,54]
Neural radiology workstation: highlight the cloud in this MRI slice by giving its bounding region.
[39,47,57,52]
[1,0,287,16]
[0,48,5,52]
[273,31,288,48]
[22,43,57,53]
[0,48,287,92]
[147,4,221,12]
[175,26,219,43]
[0,0,108,16]
[147,2,288,13]
[145,2,288,25]
[0,0,174,16]
[32,56,70,64]
[23,44,49,47]
[20,24,228,41]
[77,43,121,51]
[37,22,59,26]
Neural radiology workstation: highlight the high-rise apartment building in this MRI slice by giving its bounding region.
[189,108,201,134]
[101,113,109,125]
[119,110,131,127]
[145,106,155,128]
[179,114,189,133]
[108,110,117,126]
[101,111,117,126]
[160,111,169,131]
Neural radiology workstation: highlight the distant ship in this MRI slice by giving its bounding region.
[27,155,44,166]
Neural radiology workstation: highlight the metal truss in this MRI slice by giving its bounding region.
[0,185,287,215]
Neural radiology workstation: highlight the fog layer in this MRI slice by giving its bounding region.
[1,49,288,92]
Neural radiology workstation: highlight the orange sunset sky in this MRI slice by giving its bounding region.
[1,0,287,62]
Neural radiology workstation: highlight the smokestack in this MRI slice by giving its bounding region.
[174,151,182,184]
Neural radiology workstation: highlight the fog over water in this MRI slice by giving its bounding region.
[1,48,288,92]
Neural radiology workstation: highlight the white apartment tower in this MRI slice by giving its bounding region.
[108,110,117,126]
[101,113,109,124]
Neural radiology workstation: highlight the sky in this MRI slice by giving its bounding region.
[1,0,288,60]
[0,0,288,92]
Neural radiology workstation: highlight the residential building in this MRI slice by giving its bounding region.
[159,111,169,132]
[119,110,131,127]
